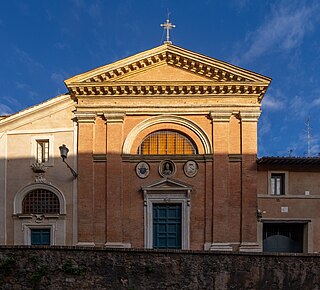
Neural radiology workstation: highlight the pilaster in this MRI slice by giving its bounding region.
[104,113,125,246]
[93,117,107,246]
[239,110,261,252]
[210,111,232,249]
[75,112,96,246]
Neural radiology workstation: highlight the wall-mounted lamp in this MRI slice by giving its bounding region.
[59,144,78,179]
[256,209,262,221]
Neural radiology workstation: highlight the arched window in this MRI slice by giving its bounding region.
[138,130,197,155]
[22,189,60,214]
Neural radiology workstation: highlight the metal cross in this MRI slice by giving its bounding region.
[161,19,176,44]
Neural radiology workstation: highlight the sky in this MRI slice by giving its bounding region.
[0,0,320,157]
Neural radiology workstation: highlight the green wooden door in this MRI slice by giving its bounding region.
[153,204,182,249]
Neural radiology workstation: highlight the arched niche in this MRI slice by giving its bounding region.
[13,183,66,215]
[123,115,212,155]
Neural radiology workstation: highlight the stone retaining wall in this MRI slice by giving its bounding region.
[0,246,320,289]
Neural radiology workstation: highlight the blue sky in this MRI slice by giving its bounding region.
[0,0,320,157]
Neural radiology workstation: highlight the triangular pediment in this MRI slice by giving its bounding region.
[65,43,271,85]
[119,62,209,82]
[65,44,271,101]
[141,178,192,191]
[0,95,75,132]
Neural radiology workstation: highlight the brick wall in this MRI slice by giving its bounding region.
[1,246,320,289]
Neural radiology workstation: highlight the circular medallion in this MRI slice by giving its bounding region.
[184,160,198,177]
[136,162,150,179]
[159,160,176,178]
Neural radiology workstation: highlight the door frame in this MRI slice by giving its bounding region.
[142,178,192,250]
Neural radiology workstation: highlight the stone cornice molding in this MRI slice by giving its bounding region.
[239,111,261,122]
[209,111,233,122]
[67,82,268,101]
[104,113,125,123]
[74,112,96,123]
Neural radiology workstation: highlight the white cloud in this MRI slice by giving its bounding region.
[54,43,68,50]
[1,95,23,108]
[259,120,271,137]
[0,104,14,116]
[51,72,68,84]
[235,1,320,64]
[295,130,320,157]
[289,95,312,119]
[262,95,285,111]
[13,46,44,72]
[15,82,39,100]
[231,0,250,10]
[312,98,320,106]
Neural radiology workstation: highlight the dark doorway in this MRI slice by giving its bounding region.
[153,204,182,249]
[263,223,304,253]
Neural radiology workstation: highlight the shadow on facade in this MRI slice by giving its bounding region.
[0,154,264,250]
[3,152,308,253]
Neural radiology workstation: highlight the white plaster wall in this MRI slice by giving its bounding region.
[1,98,77,246]
[0,132,7,244]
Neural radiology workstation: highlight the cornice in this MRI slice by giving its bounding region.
[239,111,261,122]
[209,111,233,122]
[74,112,96,123]
[68,82,268,100]
[103,112,125,123]
[75,105,262,116]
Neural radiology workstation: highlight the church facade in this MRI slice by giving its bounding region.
[1,43,319,252]
[64,43,270,252]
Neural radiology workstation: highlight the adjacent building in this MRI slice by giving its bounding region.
[257,157,320,253]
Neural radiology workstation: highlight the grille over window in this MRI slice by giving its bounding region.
[22,189,60,214]
[138,130,197,155]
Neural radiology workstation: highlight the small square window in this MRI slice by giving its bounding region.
[270,173,285,195]
[36,140,49,163]
[31,229,51,245]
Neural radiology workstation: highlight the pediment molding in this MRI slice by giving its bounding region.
[81,51,251,83]
[0,95,75,132]
[65,44,271,101]
[141,178,192,192]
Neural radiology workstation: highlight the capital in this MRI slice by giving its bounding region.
[74,112,96,123]
[104,113,125,123]
[239,111,261,122]
[209,111,232,122]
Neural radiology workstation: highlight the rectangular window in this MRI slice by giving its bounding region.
[31,229,50,245]
[270,173,285,195]
[36,139,49,163]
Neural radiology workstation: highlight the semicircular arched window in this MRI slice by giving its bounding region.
[137,130,197,155]
[22,189,60,214]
